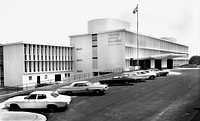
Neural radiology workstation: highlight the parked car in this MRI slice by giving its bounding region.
[123,72,148,82]
[4,91,71,111]
[99,76,136,85]
[132,70,156,80]
[148,68,169,76]
[0,111,46,121]
[57,81,108,95]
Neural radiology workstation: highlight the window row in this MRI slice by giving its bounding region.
[125,32,188,53]
[24,61,73,73]
[24,54,73,61]
[24,44,73,58]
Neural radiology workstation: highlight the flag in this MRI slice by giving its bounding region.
[133,5,138,14]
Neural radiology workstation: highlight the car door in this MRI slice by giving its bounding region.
[36,94,47,109]
[77,83,88,93]
[23,94,37,109]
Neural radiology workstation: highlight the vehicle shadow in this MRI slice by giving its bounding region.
[11,106,68,113]
[60,92,106,96]
[107,83,134,86]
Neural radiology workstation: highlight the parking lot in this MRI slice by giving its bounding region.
[0,68,200,121]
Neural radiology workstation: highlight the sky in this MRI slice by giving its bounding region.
[0,0,199,57]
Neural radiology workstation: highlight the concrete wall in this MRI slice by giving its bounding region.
[4,44,23,86]
[70,35,93,74]
[98,31,125,71]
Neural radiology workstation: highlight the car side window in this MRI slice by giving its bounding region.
[27,94,37,100]
[37,94,47,99]
[73,83,78,87]
[79,83,87,87]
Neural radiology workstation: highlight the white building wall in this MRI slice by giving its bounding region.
[98,31,125,71]
[70,35,93,74]
[4,44,23,86]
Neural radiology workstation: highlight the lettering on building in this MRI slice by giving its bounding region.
[108,33,122,46]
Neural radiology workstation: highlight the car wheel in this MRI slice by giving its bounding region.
[125,81,129,85]
[10,104,21,111]
[149,76,155,80]
[136,79,141,82]
[47,104,58,112]
[94,90,102,95]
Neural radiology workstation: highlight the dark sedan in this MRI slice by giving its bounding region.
[99,76,135,85]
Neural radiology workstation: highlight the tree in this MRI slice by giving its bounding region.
[189,55,200,65]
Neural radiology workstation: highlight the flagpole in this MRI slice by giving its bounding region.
[136,4,139,66]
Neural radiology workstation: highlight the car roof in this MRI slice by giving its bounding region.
[30,91,54,95]
[71,81,89,84]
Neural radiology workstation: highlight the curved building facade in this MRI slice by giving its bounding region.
[88,18,130,33]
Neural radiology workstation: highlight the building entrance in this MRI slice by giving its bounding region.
[37,76,40,84]
[55,74,61,82]
[167,59,173,69]
[139,60,151,69]
[155,59,162,70]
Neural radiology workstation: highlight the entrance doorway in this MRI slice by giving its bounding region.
[155,59,162,70]
[139,60,151,69]
[37,76,40,84]
[55,74,61,82]
[167,59,173,69]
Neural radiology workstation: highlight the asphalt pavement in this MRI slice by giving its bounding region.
[0,68,199,121]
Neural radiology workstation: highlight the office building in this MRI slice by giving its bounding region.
[1,42,74,86]
[69,18,188,75]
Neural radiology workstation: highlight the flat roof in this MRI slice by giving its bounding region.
[69,29,188,47]
[2,41,73,47]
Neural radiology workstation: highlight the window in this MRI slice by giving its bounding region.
[37,94,46,99]
[29,62,31,72]
[77,70,83,72]
[25,62,27,72]
[44,75,48,79]
[92,34,97,41]
[76,59,82,61]
[92,45,97,47]
[29,76,32,80]
[76,48,82,51]
[38,62,40,72]
[24,44,26,54]
[27,94,37,99]
[92,57,98,59]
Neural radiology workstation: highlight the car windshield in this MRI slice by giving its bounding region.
[51,92,59,98]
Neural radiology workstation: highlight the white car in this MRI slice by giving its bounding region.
[142,70,157,79]
[148,68,169,76]
[57,81,108,95]
[4,91,71,111]
[132,70,156,80]
[123,72,148,82]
